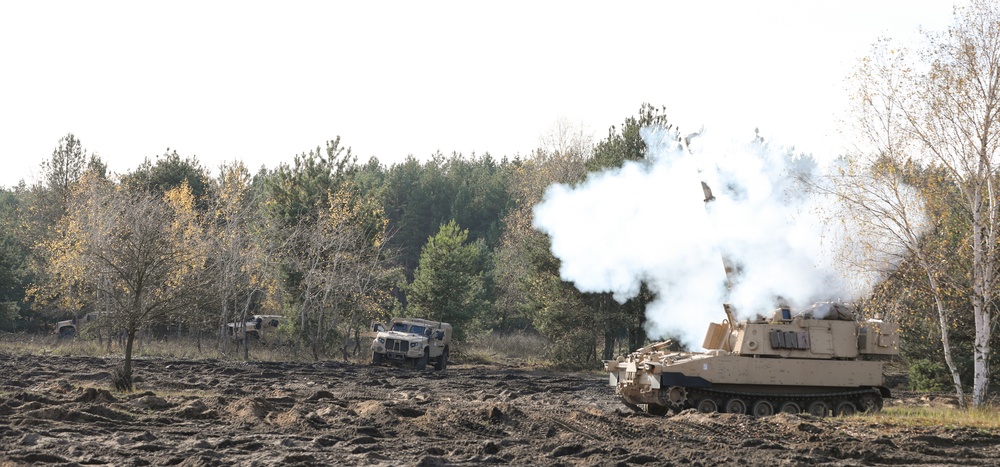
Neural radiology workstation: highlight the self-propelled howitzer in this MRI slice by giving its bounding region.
[604,302,899,417]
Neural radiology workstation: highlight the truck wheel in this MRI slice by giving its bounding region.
[371,351,383,365]
[434,347,449,371]
[415,349,428,370]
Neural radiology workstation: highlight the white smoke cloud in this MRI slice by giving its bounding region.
[532,127,918,346]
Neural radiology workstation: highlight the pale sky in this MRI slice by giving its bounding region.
[0,1,956,189]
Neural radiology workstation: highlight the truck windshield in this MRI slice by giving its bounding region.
[391,322,408,332]
[410,325,426,335]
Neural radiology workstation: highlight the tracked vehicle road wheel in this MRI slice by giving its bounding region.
[807,401,829,417]
[724,398,747,414]
[752,400,774,417]
[696,398,718,413]
[834,401,857,416]
[859,393,883,413]
[779,402,801,414]
[666,386,688,409]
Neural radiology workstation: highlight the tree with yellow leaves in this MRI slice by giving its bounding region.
[290,180,395,360]
[848,0,1000,407]
[208,161,280,360]
[32,175,208,390]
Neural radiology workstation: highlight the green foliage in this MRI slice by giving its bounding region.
[266,137,357,226]
[40,133,88,200]
[547,328,598,369]
[124,150,210,202]
[381,153,514,278]
[0,302,18,332]
[908,358,952,392]
[263,138,360,331]
[28,134,100,248]
[0,191,26,294]
[0,188,33,331]
[507,210,599,368]
[279,174,396,359]
[0,238,26,332]
[587,103,676,172]
[406,220,488,341]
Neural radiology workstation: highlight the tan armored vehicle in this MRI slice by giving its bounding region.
[370,318,451,371]
[605,302,899,417]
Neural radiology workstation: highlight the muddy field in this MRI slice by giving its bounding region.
[1,352,999,466]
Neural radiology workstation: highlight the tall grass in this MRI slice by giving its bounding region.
[0,332,320,363]
[874,406,1000,429]
[1,330,556,367]
[461,331,550,366]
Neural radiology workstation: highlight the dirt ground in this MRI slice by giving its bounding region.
[2,352,999,466]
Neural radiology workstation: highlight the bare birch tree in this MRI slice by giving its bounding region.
[208,161,279,360]
[848,0,1000,407]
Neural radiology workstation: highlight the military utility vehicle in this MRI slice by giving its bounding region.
[605,302,899,417]
[370,318,451,371]
[55,312,105,338]
[225,314,284,341]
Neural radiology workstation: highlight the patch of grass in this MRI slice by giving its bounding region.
[1,330,575,369]
[0,332,367,364]
[870,406,1000,430]
[0,333,206,360]
[462,331,551,366]
[0,332,60,355]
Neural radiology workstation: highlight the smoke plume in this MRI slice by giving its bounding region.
[532,127,917,346]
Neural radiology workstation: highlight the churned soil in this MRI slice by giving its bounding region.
[1,352,998,466]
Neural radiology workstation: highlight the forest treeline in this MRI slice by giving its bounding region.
[2,1,1000,406]
[0,102,988,394]
[0,106,670,375]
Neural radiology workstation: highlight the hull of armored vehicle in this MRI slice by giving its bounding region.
[606,304,899,417]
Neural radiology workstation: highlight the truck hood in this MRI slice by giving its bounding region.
[378,331,424,341]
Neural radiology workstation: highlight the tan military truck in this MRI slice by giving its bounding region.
[370,318,452,371]
[225,314,284,341]
[55,312,105,339]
